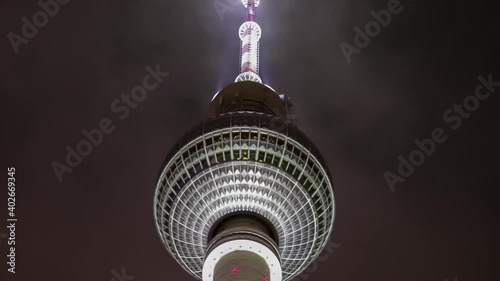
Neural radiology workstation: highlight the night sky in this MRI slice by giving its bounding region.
[1,0,499,280]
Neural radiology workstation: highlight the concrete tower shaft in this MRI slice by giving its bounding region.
[203,214,281,281]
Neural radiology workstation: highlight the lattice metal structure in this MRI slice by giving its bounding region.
[154,1,336,281]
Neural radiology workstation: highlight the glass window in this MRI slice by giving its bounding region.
[241,131,249,140]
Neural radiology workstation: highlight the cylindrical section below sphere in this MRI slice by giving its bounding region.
[203,239,282,281]
[155,109,335,281]
[213,251,270,281]
[207,213,280,261]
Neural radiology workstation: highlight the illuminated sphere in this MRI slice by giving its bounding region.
[154,81,335,281]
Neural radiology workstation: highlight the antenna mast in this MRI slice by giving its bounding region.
[235,0,262,83]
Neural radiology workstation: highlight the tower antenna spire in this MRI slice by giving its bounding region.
[235,0,262,83]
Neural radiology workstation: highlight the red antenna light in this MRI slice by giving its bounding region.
[230,267,241,273]
[260,274,268,281]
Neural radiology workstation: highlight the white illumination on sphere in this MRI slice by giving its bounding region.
[154,119,336,281]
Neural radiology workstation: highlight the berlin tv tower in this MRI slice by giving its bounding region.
[154,1,336,281]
